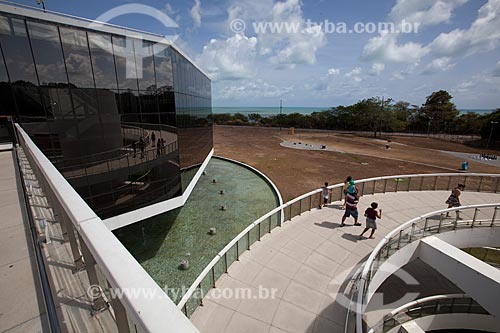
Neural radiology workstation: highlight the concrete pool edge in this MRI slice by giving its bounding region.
[104,149,214,230]
[213,155,284,224]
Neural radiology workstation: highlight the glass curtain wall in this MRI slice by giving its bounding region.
[0,11,212,218]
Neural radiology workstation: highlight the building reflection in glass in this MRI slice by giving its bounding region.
[0,11,212,219]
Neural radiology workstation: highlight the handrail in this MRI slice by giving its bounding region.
[14,124,198,332]
[13,145,61,332]
[356,203,500,333]
[368,294,488,333]
[177,172,500,316]
[369,294,487,333]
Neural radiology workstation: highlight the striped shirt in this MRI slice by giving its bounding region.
[345,192,358,210]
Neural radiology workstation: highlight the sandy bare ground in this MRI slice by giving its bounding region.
[214,126,500,201]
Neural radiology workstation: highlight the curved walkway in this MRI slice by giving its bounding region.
[191,190,500,333]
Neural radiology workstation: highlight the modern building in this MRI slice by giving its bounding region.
[0,2,212,222]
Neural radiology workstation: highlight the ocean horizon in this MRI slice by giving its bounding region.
[212,106,496,116]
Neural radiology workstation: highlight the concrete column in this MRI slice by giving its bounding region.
[80,236,108,312]
[108,281,131,333]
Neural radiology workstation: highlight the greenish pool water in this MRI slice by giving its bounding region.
[114,158,280,303]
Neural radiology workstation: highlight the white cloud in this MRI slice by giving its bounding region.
[345,67,363,82]
[421,57,455,74]
[162,3,177,15]
[197,34,258,80]
[389,0,467,28]
[362,32,429,63]
[225,0,326,68]
[494,61,500,77]
[327,68,340,75]
[368,63,385,76]
[190,0,202,27]
[429,0,500,57]
[215,79,294,100]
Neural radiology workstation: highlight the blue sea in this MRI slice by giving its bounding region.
[212,107,495,116]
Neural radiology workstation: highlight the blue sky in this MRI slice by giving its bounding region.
[13,0,500,109]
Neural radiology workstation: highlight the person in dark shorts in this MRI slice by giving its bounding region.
[341,190,361,226]
[445,183,465,219]
[320,182,331,209]
[359,202,382,239]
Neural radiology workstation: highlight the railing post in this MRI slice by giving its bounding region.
[419,176,424,191]
[372,180,376,194]
[198,284,204,307]
[269,216,272,232]
[309,195,312,211]
[438,214,444,233]
[395,179,399,192]
[224,253,228,273]
[236,241,239,261]
[471,208,479,227]
[495,177,500,193]
[360,182,365,195]
[298,199,302,215]
[433,176,438,190]
[423,218,429,234]
[211,267,216,288]
[491,207,498,227]
[383,178,387,193]
[258,223,261,241]
[478,176,483,192]
[463,176,467,187]
[396,230,403,249]
[407,177,411,191]
[409,223,415,242]
[447,176,452,190]
[247,231,250,250]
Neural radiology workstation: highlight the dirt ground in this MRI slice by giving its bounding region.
[214,126,500,201]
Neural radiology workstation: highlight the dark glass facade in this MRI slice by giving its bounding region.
[0,11,212,218]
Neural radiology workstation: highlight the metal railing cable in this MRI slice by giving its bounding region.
[177,172,500,317]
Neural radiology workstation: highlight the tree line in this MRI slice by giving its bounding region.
[209,90,500,144]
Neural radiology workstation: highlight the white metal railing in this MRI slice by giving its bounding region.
[369,294,489,333]
[15,124,198,333]
[177,172,500,316]
[356,203,500,333]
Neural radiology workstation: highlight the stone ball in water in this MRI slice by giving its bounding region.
[180,259,189,270]
[220,204,227,211]
[202,171,206,175]
[220,190,224,195]
[212,179,217,183]
[209,227,217,235]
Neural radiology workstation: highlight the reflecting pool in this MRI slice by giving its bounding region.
[114,158,280,302]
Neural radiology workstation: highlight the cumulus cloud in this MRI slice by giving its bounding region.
[368,63,385,76]
[190,0,202,27]
[327,68,340,75]
[421,57,455,74]
[389,0,467,28]
[345,67,363,82]
[428,0,500,57]
[216,79,294,100]
[197,34,258,80]
[362,32,429,63]
[494,61,500,76]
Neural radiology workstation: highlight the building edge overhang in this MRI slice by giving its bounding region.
[103,148,214,231]
[0,0,211,81]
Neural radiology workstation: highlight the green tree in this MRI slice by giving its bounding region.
[420,90,459,132]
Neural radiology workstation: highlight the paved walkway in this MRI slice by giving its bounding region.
[0,149,47,333]
[191,190,500,333]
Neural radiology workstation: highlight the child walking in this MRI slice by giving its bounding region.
[320,182,331,209]
[359,202,382,239]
